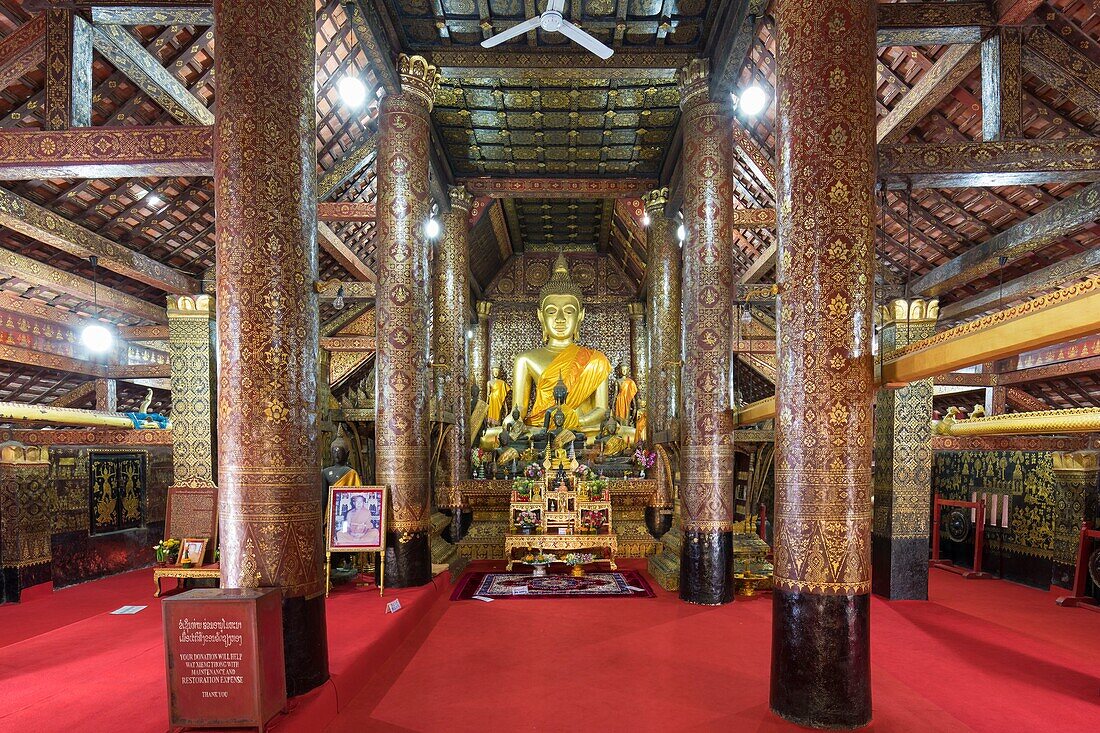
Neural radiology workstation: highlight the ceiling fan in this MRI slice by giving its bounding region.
[480,0,614,60]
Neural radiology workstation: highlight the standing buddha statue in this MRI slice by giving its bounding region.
[612,362,638,423]
[511,253,612,437]
[486,363,510,425]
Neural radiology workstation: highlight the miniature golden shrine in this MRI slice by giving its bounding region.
[504,448,618,571]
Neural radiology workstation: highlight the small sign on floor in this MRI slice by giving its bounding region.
[511,586,529,595]
[472,595,494,602]
[110,605,147,615]
[385,599,402,614]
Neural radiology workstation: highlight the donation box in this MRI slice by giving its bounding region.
[163,588,286,731]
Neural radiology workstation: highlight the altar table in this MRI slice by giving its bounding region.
[153,563,221,597]
[504,533,618,571]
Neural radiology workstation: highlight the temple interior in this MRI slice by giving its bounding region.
[0,0,1099,731]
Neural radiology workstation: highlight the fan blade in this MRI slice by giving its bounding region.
[557,19,613,60]
[546,0,567,13]
[481,16,543,49]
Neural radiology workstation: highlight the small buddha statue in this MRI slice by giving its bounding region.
[486,363,510,426]
[512,253,611,437]
[595,413,630,461]
[612,363,639,424]
[321,426,361,507]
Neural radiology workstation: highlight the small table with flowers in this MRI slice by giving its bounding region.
[153,563,221,597]
[504,533,618,571]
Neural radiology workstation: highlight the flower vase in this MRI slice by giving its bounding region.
[639,468,646,479]
[571,564,585,578]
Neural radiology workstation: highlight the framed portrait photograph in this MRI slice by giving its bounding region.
[326,486,386,553]
[178,538,209,567]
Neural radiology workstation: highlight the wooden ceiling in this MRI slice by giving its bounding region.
[0,0,1097,412]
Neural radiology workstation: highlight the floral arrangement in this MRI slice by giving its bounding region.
[154,538,180,564]
[512,476,537,499]
[524,463,544,479]
[470,447,491,468]
[633,447,656,470]
[522,552,556,564]
[563,552,594,566]
[580,510,606,532]
[587,475,609,500]
[574,463,590,477]
[516,509,540,530]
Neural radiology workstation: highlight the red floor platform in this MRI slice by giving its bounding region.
[1,562,1098,732]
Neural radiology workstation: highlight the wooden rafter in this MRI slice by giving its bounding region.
[90,6,214,25]
[878,139,1100,188]
[317,222,376,283]
[0,126,213,179]
[318,201,376,222]
[464,177,657,199]
[44,10,92,130]
[0,246,167,323]
[996,0,1044,24]
[877,2,991,46]
[999,355,1100,386]
[878,44,980,144]
[1022,27,1100,122]
[431,49,694,80]
[0,15,46,91]
[0,187,199,294]
[318,131,377,200]
[982,28,1023,141]
[90,23,214,126]
[709,0,768,95]
[912,182,1100,297]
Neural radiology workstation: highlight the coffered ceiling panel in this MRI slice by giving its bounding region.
[512,197,605,251]
[434,76,679,177]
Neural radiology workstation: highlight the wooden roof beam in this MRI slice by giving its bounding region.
[0,126,212,179]
[90,6,213,25]
[708,0,768,96]
[1021,27,1100,122]
[982,28,1023,141]
[0,187,199,294]
[996,0,1043,24]
[0,15,45,91]
[877,43,980,144]
[317,222,376,283]
[877,2,992,46]
[430,50,694,80]
[0,246,167,324]
[90,22,214,126]
[912,182,1100,297]
[464,177,657,199]
[878,138,1100,188]
[941,246,1100,321]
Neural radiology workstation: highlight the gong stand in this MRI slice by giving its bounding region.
[930,497,993,580]
[1055,521,1100,614]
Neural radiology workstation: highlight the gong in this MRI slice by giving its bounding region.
[945,508,971,543]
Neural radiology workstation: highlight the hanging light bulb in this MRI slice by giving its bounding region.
[338,76,368,109]
[80,255,114,353]
[465,328,474,340]
[677,223,687,242]
[424,217,441,239]
[642,212,651,227]
[738,83,769,117]
[333,285,346,311]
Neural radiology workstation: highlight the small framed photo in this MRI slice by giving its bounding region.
[327,486,386,553]
[178,538,209,567]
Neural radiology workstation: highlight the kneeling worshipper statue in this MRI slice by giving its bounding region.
[512,253,612,438]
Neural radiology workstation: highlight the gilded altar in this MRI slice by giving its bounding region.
[456,478,660,560]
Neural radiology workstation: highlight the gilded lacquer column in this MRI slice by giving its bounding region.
[375,55,439,588]
[166,294,216,489]
[213,0,326,696]
[434,186,473,500]
[676,60,735,605]
[872,299,938,601]
[643,188,681,515]
[771,0,876,727]
[470,300,492,400]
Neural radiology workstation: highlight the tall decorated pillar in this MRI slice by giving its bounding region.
[627,302,648,425]
[214,0,326,696]
[771,0,877,727]
[470,300,492,398]
[872,298,939,600]
[643,190,681,422]
[375,54,439,587]
[676,59,735,605]
[166,292,217,493]
[434,185,473,501]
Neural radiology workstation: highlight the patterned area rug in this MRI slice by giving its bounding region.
[451,570,655,600]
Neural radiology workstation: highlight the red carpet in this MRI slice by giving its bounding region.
[1,563,1098,732]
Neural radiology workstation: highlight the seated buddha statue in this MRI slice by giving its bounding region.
[512,254,611,439]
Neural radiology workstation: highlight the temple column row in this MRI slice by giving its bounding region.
[213,0,326,696]
[771,0,877,727]
[375,54,440,588]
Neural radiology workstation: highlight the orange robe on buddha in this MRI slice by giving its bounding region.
[524,344,612,429]
[613,376,638,422]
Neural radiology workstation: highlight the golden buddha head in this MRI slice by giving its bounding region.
[538,254,585,344]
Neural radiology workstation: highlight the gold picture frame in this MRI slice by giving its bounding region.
[178,538,209,568]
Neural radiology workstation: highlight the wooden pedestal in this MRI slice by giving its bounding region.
[163,588,286,731]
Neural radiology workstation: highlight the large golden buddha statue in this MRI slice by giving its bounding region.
[512,254,612,437]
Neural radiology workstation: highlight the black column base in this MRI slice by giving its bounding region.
[1,566,20,604]
[445,510,473,544]
[771,589,871,729]
[382,531,432,588]
[872,534,929,600]
[281,593,329,697]
[678,529,733,605]
[646,507,672,538]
